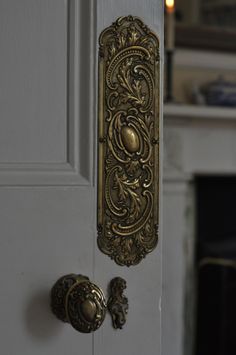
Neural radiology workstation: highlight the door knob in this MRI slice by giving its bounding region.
[51,274,107,333]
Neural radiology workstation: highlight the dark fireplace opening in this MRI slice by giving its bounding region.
[195,176,236,355]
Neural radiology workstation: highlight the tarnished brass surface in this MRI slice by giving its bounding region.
[51,274,106,333]
[98,16,160,266]
[108,277,128,329]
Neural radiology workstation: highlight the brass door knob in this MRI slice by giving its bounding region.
[51,274,106,333]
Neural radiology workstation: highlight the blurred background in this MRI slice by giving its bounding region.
[163,1,236,355]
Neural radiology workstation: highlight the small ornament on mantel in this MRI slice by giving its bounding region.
[165,0,175,103]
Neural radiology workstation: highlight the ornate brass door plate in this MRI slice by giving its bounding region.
[98,16,160,266]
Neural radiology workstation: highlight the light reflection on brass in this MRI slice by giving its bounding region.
[98,16,160,266]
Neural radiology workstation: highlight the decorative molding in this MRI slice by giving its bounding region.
[0,163,89,186]
[97,16,160,266]
[0,0,93,186]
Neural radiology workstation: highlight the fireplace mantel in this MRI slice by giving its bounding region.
[164,104,236,182]
[164,104,236,121]
[163,104,236,355]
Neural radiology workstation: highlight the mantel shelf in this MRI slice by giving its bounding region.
[164,104,236,121]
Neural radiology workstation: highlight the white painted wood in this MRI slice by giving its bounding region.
[0,2,95,353]
[0,1,163,355]
[0,0,67,164]
[0,187,95,355]
[163,183,187,355]
[163,180,196,355]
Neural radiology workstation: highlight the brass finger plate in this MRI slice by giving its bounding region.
[98,16,160,266]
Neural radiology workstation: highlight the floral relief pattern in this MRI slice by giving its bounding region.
[98,16,160,266]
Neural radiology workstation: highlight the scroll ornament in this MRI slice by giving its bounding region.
[98,16,160,266]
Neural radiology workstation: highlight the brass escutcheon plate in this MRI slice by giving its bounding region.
[108,277,128,329]
[98,16,160,266]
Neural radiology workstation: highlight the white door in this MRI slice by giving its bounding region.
[0,1,163,354]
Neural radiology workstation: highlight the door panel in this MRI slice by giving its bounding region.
[0,188,95,355]
[0,0,67,163]
[0,1,163,354]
